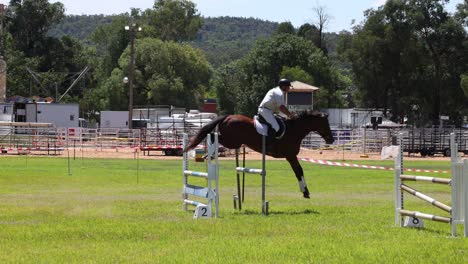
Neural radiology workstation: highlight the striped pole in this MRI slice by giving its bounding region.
[400,184,452,213]
[395,132,468,237]
[183,171,209,177]
[236,167,263,174]
[400,175,451,185]
[399,210,451,223]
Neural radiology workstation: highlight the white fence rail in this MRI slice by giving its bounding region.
[0,124,465,156]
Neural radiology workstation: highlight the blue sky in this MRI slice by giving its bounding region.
[0,0,464,32]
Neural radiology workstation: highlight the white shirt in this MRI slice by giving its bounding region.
[259,87,285,113]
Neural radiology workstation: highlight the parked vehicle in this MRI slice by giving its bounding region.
[401,128,468,156]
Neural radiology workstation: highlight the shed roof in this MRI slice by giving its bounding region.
[290,81,319,92]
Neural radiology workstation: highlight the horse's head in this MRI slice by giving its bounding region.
[296,110,335,145]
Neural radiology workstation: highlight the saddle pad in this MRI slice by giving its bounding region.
[253,115,268,136]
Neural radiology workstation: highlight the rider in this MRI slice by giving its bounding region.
[258,79,295,144]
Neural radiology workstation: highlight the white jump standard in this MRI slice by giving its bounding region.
[182,133,219,218]
[395,133,468,237]
[233,135,269,215]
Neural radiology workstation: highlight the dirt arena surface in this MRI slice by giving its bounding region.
[9,147,457,162]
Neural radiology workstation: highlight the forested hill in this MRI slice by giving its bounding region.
[191,17,278,66]
[49,15,279,66]
[49,15,342,67]
[48,15,117,44]
[48,15,279,67]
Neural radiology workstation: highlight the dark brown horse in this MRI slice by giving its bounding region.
[184,110,334,198]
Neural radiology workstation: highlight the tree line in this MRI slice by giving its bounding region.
[49,15,281,68]
[338,0,468,126]
[0,0,466,127]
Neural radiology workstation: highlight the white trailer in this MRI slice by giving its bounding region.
[0,102,14,122]
[100,111,129,128]
[25,103,79,128]
[0,103,14,136]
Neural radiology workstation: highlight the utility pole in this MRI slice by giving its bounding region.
[0,4,5,56]
[124,22,141,129]
[0,4,6,102]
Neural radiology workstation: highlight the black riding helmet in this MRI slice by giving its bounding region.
[278,78,292,87]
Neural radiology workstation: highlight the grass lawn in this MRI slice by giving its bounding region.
[0,156,467,263]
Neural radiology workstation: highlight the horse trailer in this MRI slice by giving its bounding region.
[400,128,468,156]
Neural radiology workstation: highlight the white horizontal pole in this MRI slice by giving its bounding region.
[401,175,451,185]
[399,209,451,223]
[236,167,263,175]
[183,170,208,178]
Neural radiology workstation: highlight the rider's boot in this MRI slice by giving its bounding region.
[265,128,276,153]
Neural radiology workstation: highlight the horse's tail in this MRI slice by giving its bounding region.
[183,115,228,152]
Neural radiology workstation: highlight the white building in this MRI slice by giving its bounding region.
[100,111,129,128]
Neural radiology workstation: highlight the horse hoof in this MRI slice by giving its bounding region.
[303,193,310,199]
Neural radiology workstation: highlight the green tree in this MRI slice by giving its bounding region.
[275,22,295,35]
[214,34,335,116]
[3,44,40,96]
[90,15,131,77]
[297,23,321,49]
[51,15,280,68]
[4,0,89,99]
[338,0,467,125]
[461,74,468,98]
[103,38,211,110]
[280,66,314,85]
[144,0,202,41]
[190,17,278,67]
[212,62,242,114]
[6,0,64,58]
[406,0,466,123]
[455,0,468,27]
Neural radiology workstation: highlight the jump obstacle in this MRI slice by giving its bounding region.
[395,133,468,237]
[233,135,269,215]
[182,133,219,218]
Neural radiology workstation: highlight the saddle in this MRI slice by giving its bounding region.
[254,114,286,139]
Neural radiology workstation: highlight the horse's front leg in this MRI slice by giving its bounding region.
[286,156,310,199]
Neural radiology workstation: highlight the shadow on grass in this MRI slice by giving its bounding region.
[235,208,320,216]
[396,225,457,238]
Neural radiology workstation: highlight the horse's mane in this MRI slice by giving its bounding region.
[295,110,325,120]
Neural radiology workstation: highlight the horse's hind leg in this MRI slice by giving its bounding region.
[286,156,310,199]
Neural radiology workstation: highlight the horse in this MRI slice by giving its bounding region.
[183,110,335,198]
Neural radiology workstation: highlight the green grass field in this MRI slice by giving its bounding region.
[0,155,467,263]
